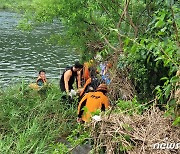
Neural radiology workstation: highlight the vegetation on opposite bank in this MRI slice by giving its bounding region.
[0,0,32,10]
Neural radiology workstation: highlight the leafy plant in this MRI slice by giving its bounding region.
[0,83,78,153]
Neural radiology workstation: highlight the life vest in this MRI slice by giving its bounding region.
[78,91,109,122]
[29,76,47,90]
[29,83,40,90]
[60,67,78,92]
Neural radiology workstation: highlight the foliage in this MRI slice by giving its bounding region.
[1,1,179,153]
[49,123,91,153]
[67,124,90,147]
[118,1,180,101]
[13,1,152,59]
[50,143,69,154]
[115,96,148,115]
[15,0,179,103]
[172,116,180,126]
[0,82,78,153]
[0,0,32,10]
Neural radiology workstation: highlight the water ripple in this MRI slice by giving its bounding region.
[0,11,80,88]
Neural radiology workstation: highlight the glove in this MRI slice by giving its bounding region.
[92,115,102,121]
[70,89,76,96]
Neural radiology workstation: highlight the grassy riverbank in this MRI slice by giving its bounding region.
[0,83,79,153]
[0,82,179,153]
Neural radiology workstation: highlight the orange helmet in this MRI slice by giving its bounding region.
[96,84,108,92]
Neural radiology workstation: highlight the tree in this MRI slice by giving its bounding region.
[19,0,179,102]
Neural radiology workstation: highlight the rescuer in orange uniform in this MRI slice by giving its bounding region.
[79,67,100,99]
[77,84,110,122]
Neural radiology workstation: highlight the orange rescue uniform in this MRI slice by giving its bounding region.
[82,62,91,82]
[78,91,109,122]
[80,78,92,97]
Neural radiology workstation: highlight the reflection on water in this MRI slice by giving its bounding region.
[0,11,80,87]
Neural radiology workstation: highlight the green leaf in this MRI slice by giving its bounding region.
[164,84,171,99]
[159,11,166,21]
[155,20,165,28]
[155,85,161,90]
[161,27,167,32]
[92,109,101,116]
[147,42,155,50]
[82,106,88,113]
[172,116,180,126]
[166,0,175,6]
[157,31,165,36]
[168,99,176,106]
[124,38,130,46]
[170,76,180,83]
[160,77,169,81]
[109,28,118,33]
[155,56,163,61]
[147,55,151,63]
[131,44,137,53]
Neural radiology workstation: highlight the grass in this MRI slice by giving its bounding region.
[0,81,167,153]
[0,82,79,153]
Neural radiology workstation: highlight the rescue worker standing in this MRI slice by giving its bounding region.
[60,61,83,94]
[77,84,110,122]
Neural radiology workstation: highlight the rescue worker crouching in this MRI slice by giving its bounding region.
[77,84,110,123]
[60,61,83,96]
[79,67,100,99]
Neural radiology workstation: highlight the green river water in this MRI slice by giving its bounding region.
[0,10,80,88]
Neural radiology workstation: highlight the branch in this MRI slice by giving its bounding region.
[126,11,138,38]
[96,0,111,17]
[87,9,118,52]
[94,24,118,52]
[160,46,179,68]
[117,0,130,29]
[117,0,130,51]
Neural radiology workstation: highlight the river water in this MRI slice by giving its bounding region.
[0,10,80,88]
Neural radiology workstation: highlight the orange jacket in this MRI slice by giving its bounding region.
[82,62,91,82]
[80,78,92,97]
[78,91,109,122]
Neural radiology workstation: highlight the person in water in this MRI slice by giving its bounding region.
[36,70,47,86]
[60,61,83,94]
[77,84,110,123]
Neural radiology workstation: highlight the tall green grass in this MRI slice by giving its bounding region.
[0,82,79,153]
